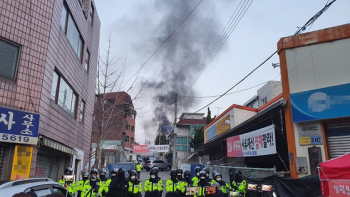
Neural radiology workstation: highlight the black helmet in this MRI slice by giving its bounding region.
[91,168,98,175]
[212,171,218,178]
[184,170,191,178]
[195,166,201,173]
[199,171,206,179]
[117,168,126,178]
[150,167,158,175]
[215,172,222,179]
[170,169,177,176]
[203,168,209,177]
[176,169,183,175]
[64,167,73,175]
[100,168,107,175]
[82,172,90,178]
[129,170,137,177]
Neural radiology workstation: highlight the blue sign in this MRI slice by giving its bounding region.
[310,136,322,145]
[0,107,40,145]
[290,83,350,122]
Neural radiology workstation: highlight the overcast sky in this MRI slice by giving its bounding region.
[94,0,350,144]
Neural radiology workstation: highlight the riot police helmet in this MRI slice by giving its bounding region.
[214,172,222,181]
[184,170,191,178]
[82,172,90,178]
[150,167,159,175]
[100,168,107,175]
[90,174,97,181]
[176,169,183,175]
[64,167,73,175]
[212,171,218,178]
[199,171,207,179]
[194,166,201,173]
[170,169,177,176]
[90,168,98,175]
[117,168,126,178]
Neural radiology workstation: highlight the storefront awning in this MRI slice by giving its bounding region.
[41,135,76,155]
[196,100,287,154]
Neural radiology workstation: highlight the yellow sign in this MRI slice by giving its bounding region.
[216,115,230,135]
[300,137,311,145]
[204,130,208,143]
[11,145,33,180]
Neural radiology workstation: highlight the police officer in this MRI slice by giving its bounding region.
[103,168,118,196]
[210,171,218,185]
[136,162,142,179]
[214,172,232,197]
[231,171,246,197]
[91,168,98,178]
[176,169,186,197]
[127,170,142,197]
[166,169,179,197]
[107,168,129,197]
[191,166,201,185]
[202,168,212,183]
[98,169,108,197]
[77,172,90,197]
[144,167,163,197]
[183,170,193,187]
[59,167,75,195]
[193,171,211,197]
[82,174,103,197]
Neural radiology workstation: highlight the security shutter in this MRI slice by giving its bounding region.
[0,144,12,180]
[325,123,350,159]
[33,149,69,181]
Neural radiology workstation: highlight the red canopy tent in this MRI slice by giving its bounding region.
[319,153,350,196]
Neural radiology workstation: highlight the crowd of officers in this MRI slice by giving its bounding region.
[59,165,247,197]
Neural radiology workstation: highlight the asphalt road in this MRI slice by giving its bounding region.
[139,169,171,197]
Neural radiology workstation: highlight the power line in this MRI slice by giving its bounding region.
[179,81,267,99]
[182,0,254,95]
[184,0,337,118]
[122,0,203,89]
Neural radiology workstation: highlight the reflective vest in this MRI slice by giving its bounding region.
[136,164,142,172]
[144,178,163,192]
[128,181,142,194]
[193,181,210,197]
[102,179,112,195]
[58,179,75,194]
[192,176,199,186]
[166,179,179,192]
[177,179,188,193]
[232,180,246,195]
[81,181,103,197]
[217,181,232,194]
[77,179,90,194]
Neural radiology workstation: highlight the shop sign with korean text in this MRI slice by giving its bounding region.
[226,125,276,157]
[0,107,40,145]
[148,145,169,153]
[298,121,323,146]
[133,145,149,152]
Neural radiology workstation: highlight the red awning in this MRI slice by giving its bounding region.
[319,153,350,196]
[319,153,350,180]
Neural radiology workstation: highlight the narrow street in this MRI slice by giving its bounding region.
[140,169,171,197]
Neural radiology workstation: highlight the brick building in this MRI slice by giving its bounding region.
[91,92,136,166]
[0,0,100,181]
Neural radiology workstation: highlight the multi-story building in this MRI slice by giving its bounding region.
[0,0,100,181]
[244,81,282,108]
[172,113,206,164]
[91,92,136,166]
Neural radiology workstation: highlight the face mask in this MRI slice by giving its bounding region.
[196,173,200,176]
[151,175,156,179]
[216,178,222,181]
[111,174,117,179]
[131,176,136,180]
[83,177,88,181]
[177,173,182,176]
[200,177,206,180]
[101,173,106,176]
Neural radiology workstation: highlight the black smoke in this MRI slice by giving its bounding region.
[141,0,222,136]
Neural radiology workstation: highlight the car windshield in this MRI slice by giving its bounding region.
[114,164,134,171]
[146,160,151,163]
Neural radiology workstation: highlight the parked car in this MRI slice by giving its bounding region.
[114,162,136,174]
[144,159,171,171]
[0,178,72,197]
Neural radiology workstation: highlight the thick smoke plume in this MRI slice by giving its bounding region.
[142,0,221,138]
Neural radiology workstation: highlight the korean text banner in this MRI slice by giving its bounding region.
[226,125,276,157]
[0,107,40,145]
[148,145,169,152]
[133,145,149,152]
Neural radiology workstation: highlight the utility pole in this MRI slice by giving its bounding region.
[172,93,178,168]
[215,107,222,116]
[158,122,161,145]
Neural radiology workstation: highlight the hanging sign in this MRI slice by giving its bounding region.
[226,125,276,157]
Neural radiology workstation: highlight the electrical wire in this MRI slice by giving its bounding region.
[182,0,254,95]
[121,0,204,89]
[179,81,267,99]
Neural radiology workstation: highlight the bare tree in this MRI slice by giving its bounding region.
[90,33,140,169]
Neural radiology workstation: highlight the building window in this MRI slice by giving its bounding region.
[84,50,90,71]
[261,97,268,105]
[125,124,130,131]
[61,4,84,62]
[132,113,135,119]
[131,137,134,143]
[0,39,20,81]
[89,3,94,25]
[125,136,129,142]
[51,71,78,118]
[131,126,135,132]
[79,100,85,122]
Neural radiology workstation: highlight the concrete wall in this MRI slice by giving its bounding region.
[257,81,282,107]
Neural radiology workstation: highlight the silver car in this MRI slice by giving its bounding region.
[145,159,171,171]
[0,178,73,197]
